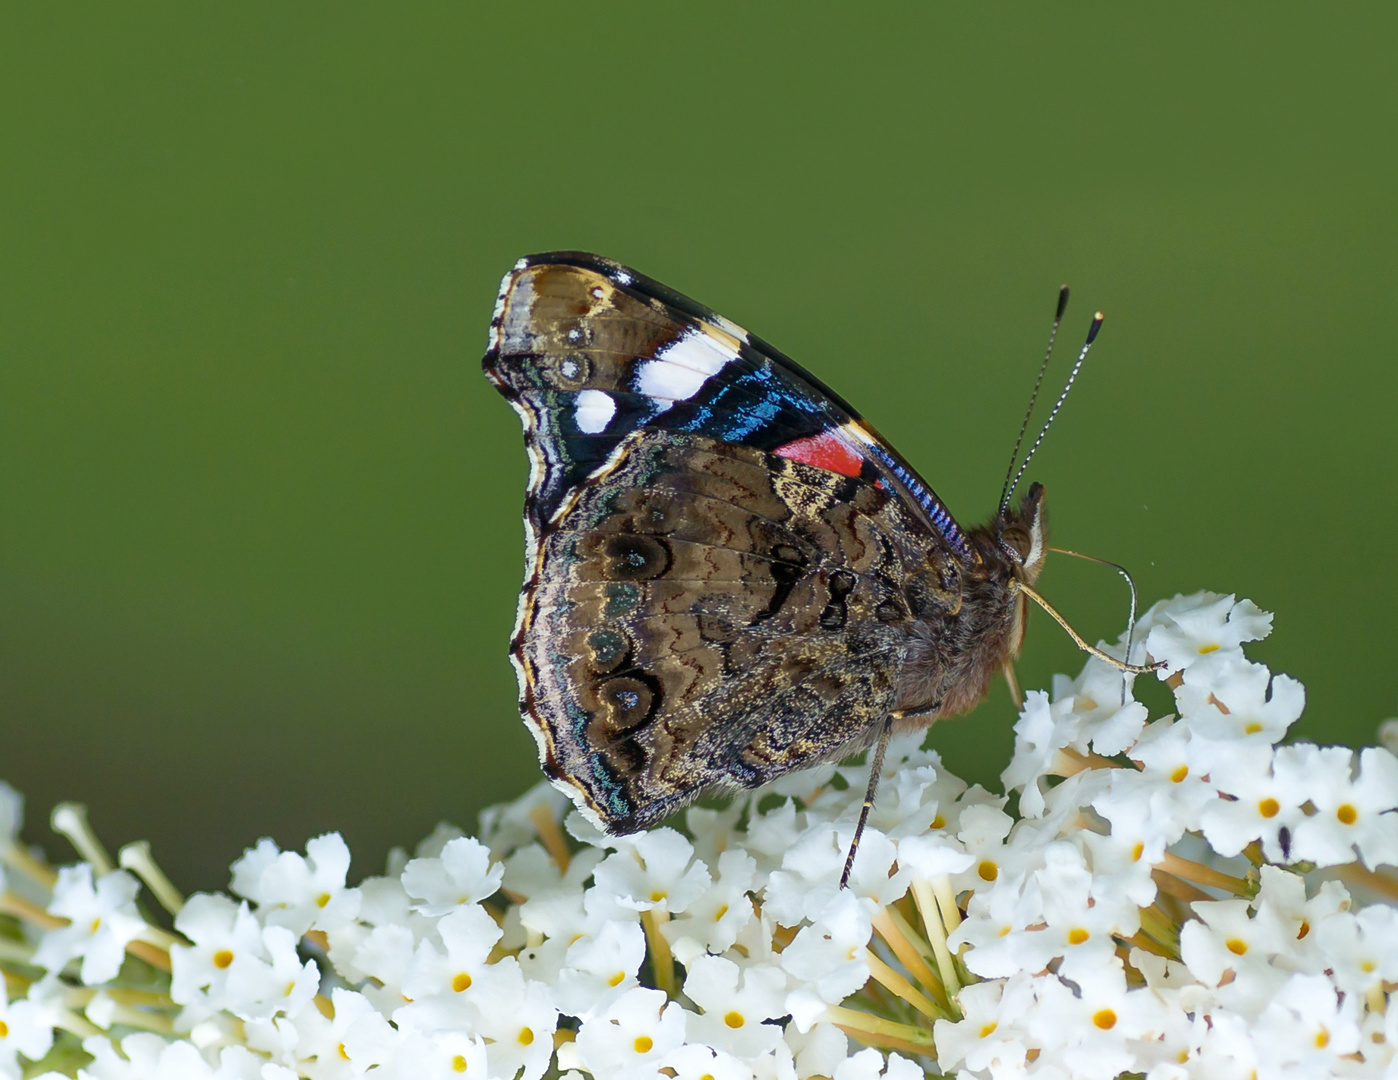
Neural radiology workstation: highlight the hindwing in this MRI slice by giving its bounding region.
[514,430,945,831]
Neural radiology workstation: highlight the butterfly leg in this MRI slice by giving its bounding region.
[840,714,893,889]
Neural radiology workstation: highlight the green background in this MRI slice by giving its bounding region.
[3,6,1395,890]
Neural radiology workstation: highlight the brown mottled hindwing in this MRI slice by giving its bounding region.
[514,429,941,831]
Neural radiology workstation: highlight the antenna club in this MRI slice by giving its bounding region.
[1055,286,1070,321]
[1086,313,1105,345]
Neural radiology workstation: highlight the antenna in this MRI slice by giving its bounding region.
[1002,312,1103,510]
[1000,286,1070,514]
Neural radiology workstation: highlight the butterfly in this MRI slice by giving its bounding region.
[483,252,1148,883]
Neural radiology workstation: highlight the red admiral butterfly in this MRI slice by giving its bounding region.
[483,253,1152,883]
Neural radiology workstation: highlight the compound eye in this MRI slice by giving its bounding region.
[1000,525,1032,563]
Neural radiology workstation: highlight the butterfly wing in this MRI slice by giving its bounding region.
[517,429,940,831]
[483,252,975,564]
[483,253,973,831]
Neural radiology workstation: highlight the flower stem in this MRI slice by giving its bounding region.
[51,803,113,877]
[910,877,961,1002]
[1052,746,1121,775]
[118,841,185,916]
[528,803,571,875]
[932,875,962,935]
[641,909,675,996]
[1336,862,1398,903]
[0,890,66,929]
[872,905,950,1012]
[126,939,172,973]
[828,1005,936,1055]
[1151,868,1210,903]
[1138,903,1182,958]
[1156,851,1249,896]
[864,948,945,1020]
[2,841,58,889]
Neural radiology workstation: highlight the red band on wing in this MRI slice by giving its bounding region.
[773,430,864,477]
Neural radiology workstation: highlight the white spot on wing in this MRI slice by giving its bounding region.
[574,389,616,433]
[635,327,737,414]
[560,358,578,378]
[712,313,750,344]
[613,269,633,285]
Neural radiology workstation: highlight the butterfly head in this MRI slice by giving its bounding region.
[993,481,1047,586]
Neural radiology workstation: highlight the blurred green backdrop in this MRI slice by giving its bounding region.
[3,6,1395,890]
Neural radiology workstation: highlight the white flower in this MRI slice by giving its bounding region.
[222,925,319,1022]
[555,919,647,1019]
[171,893,267,1008]
[1175,655,1304,746]
[781,891,873,1031]
[572,987,688,1080]
[833,1047,924,1080]
[592,828,711,915]
[80,1032,221,1079]
[1197,743,1303,861]
[660,848,757,965]
[1022,962,1174,1080]
[0,989,55,1075]
[1143,592,1271,674]
[35,865,147,985]
[230,833,362,936]
[1287,744,1398,869]
[683,954,789,1058]
[1250,972,1363,1075]
[664,1041,756,1080]
[390,1028,491,1080]
[934,977,1033,1077]
[397,903,511,1024]
[402,836,504,915]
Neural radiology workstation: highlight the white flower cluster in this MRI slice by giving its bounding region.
[0,592,1395,1080]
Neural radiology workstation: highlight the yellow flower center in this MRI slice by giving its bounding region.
[1258,798,1280,819]
[452,1054,468,1072]
[1067,928,1089,945]
[1198,643,1220,654]
[1171,765,1189,783]
[452,972,472,992]
[1093,1009,1117,1029]
[978,860,998,881]
[634,1035,653,1054]
[213,949,234,969]
[518,1027,534,1046]
[1226,938,1248,955]
[1337,804,1358,825]
[725,1011,745,1029]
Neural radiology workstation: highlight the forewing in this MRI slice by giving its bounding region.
[483,251,974,564]
[513,431,938,832]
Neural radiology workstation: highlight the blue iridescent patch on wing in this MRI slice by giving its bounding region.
[866,444,973,562]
